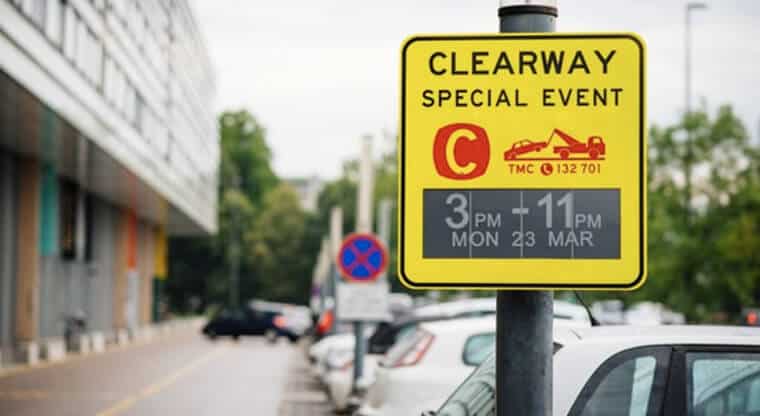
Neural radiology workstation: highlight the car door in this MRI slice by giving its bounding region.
[662,345,760,416]
[568,346,672,416]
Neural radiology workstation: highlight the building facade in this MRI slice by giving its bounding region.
[285,176,323,213]
[0,0,217,363]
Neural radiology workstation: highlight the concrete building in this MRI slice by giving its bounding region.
[0,0,217,364]
[285,176,323,213]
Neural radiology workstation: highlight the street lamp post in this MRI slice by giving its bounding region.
[685,2,707,114]
[684,2,707,221]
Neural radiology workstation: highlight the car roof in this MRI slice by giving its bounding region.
[420,315,495,334]
[562,325,760,346]
[421,315,591,336]
[413,298,496,317]
[391,313,456,327]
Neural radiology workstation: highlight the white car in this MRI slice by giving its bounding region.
[357,315,591,416]
[313,298,499,383]
[309,329,369,379]
[412,297,498,318]
[432,325,760,415]
[326,300,589,412]
[356,316,497,416]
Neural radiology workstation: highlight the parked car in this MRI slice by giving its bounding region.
[325,300,589,412]
[411,297,496,318]
[413,297,589,327]
[202,303,300,342]
[591,300,627,324]
[356,315,592,416]
[310,298,498,380]
[249,300,312,337]
[355,316,497,416]
[625,301,686,326]
[324,313,477,411]
[308,324,376,378]
[431,325,760,416]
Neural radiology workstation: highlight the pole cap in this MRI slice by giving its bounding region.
[499,0,558,17]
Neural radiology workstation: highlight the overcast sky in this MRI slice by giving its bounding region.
[193,0,760,179]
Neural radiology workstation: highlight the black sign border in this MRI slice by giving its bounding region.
[399,33,646,290]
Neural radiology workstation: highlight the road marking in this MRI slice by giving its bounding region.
[95,346,227,416]
[0,389,49,400]
[0,390,122,400]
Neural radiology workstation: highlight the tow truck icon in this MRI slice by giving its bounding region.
[503,128,606,161]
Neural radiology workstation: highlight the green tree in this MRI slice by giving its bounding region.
[168,110,316,312]
[219,111,278,205]
[312,133,411,292]
[639,104,753,321]
[246,184,314,304]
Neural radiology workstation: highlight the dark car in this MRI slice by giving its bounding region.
[202,305,299,342]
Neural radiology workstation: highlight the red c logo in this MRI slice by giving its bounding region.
[433,123,490,180]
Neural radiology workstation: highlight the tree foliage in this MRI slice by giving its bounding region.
[246,184,314,304]
[619,104,756,322]
[167,110,316,312]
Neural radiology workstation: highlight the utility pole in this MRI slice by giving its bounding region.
[353,135,373,389]
[685,2,707,115]
[497,2,555,415]
[329,207,343,333]
[376,199,392,282]
[683,2,706,253]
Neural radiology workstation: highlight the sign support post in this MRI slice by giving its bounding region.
[496,2,556,416]
[398,1,646,413]
[329,207,343,334]
[353,135,373,391]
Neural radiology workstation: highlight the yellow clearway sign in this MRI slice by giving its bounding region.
[398,33,646,290]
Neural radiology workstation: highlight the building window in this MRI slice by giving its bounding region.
[44,0,63,45]
[20,0,46,29]
[62,5,78,61]
[59,180,77,260]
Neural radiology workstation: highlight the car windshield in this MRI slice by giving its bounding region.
[436,345,562,415]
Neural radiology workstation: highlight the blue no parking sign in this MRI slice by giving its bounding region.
[337,233,388,283]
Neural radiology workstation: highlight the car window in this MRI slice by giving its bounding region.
[569,346,669,416]
[381,326,423,367]
[437,344,563,416]
[576,356,657,416]
[463,333,496,366]
[688,352,760,416]
[437,352,496,416]
[395,323,417,343]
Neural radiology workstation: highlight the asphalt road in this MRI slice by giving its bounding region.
[0,330,294,416]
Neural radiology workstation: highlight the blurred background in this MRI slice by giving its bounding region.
[1,1,760,415]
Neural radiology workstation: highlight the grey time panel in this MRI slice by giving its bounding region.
[423,189,620,259]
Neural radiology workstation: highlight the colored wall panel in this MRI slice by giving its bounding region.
[39,165,58,256]
[112,210,129,330]
[139,223,155,325]
[0,152,17,349]
[15,158,40,342]
[154,226,167,278]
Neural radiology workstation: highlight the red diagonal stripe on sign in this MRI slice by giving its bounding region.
[347,243,379,275]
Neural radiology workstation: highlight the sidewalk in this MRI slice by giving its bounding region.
[0,317,205,377]
[278,342,332,416]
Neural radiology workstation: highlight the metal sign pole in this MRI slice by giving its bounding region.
[497,2,556,416]
[376,199,392,282]
[353,135,374,390]
[330,208,343,334]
